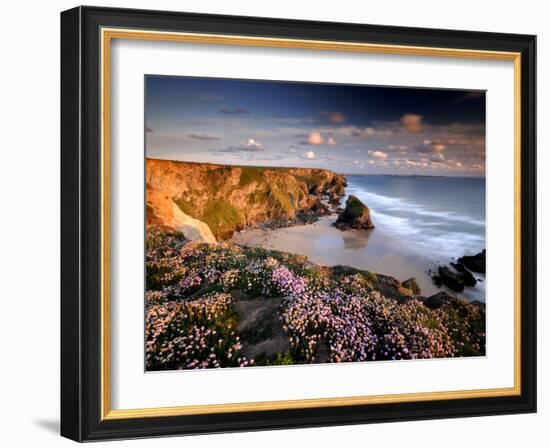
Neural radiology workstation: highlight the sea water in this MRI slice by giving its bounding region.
[345,175,486,263]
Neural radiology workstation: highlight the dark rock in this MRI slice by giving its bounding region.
[235,296,290,360]
[332,184,346,196]
[437,266,465,292]
[376,274,415,303]
[424,292,485,312]
[334,195,375,230]
[328,194,341,205]
[401,277,421,295]
[458,249,486,273]
[308,197,329,214]
[432,275,442,287]
[423,291,457,309]
[376,273,400,290]
[451,262,477,287]
[314,341,330,363]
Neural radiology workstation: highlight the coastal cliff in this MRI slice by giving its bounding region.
[146,158,347,240]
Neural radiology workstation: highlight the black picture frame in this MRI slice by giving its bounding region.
[61,5,537,442]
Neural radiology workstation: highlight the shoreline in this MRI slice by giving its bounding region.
[230,212,485,302]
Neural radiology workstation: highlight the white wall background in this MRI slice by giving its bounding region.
[0,0,546,446]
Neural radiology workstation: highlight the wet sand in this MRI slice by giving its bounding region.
[230,214,446,298]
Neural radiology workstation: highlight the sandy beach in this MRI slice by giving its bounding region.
[230,212,485,301]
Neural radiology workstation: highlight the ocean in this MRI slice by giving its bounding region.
[345,175,486,263]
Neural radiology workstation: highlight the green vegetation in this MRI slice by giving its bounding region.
[256,351,295,366]
[269,186,294,215]
[206,166,234,191]
[174,198,194,216]
[331,264,379,287]
[239,167,265,186]
[176,196,247,239]
[345,195,368,218]
[401,277,421,295]
[201,199,246,238]
[295,175,320,191]
[249,189,270,205]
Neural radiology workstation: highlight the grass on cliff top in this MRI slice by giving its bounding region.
[239,167,266,186]
[240,168,322,193]
[295,175,320,191]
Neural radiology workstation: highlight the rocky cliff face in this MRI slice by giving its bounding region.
[146,158,347,240]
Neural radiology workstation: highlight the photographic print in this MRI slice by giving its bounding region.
[61,9,536,439]
[145,76,487,371]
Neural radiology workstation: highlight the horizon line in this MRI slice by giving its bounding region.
[145,157,485,179]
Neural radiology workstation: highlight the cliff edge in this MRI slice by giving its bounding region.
[145,158,347,240]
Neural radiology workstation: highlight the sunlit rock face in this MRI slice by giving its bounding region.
[145,158,347,240]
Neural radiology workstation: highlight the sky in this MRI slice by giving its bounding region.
[145,76,486,177]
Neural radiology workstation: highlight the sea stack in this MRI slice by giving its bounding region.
[334,195,375,230]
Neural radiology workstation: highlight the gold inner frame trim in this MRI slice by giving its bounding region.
[100,27,522,420]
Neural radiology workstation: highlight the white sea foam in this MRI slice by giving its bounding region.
[347,187,485,227]
[414,209,486,227]
[345,181,485,261]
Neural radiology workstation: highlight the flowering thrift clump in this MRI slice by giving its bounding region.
[361,294,455,360]
[281,290,332,362]
[146,292,252,370]
[146,226,189,290]
[145,225,486,370]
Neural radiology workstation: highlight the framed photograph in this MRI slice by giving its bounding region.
[60,6,536,441]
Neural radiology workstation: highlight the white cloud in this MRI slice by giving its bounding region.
[371,150,388,160]
[303,151,316,160]
[220,138,266,153]
[243,138,264,150]
[327,136,337,146]
[444,160,464,169]
[307,132,323,145]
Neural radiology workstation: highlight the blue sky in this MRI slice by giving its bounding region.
[145,76,486,176]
